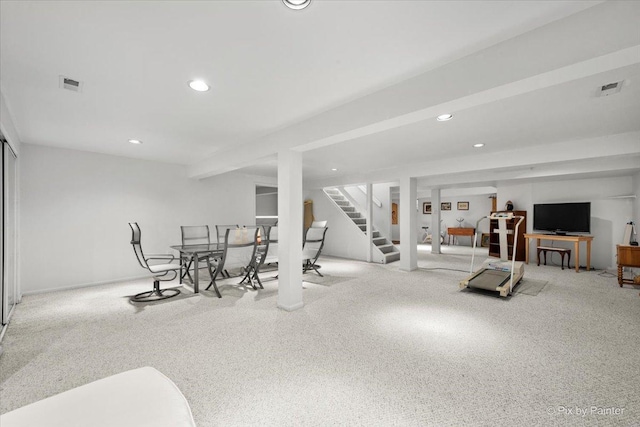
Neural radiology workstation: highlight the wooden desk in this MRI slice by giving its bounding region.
[616,245,640,286]
[524,233,593,273]
[447,227,475,246]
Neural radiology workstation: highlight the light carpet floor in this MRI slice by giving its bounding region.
[1,248,639,426]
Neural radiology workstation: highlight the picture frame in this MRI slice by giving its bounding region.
[423,202,432,214]
[441,202,451,211]
[457,201,469,211]
[481,233,490,247]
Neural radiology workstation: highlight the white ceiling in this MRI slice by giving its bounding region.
[2,0,639,188]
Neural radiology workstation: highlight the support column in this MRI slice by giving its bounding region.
[366,182,373,262]
[277,149,303,311]
[399,176,417,271]
[431,188,441,254]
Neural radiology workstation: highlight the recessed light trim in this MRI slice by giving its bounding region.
[188,80,210,92]
[437,114,453,122]
[473,143,485,148]
[283,0,311,10]
[128,139,143,145]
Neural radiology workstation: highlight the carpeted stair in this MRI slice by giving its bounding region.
[324,188,400,263]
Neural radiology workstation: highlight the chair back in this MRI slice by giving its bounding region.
[261,225,278,264]
[219,227,259,273]
[216,224,239,244]
[129,222,150,270]
[181,225,210,246]
[302,227,328,260]
[311,220,327,228]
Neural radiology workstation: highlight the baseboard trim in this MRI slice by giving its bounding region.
[21,274,153,296]
[278,301,304,311]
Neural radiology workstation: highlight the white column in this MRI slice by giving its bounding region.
[399,176,417,271]
[431,188,441,254]
[277,149,303,311]
[366,182,373,262]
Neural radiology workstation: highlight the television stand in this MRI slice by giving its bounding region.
[524,233,594,272]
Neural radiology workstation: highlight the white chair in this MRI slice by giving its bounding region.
[255,225,278,280]
[128,222,182,302]
[0,367,196,427]
[302,226,328,276]
[206,227,261,297]
[311,220,327,228]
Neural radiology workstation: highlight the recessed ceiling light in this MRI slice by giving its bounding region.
[473,143,485,148]
[188,80,210,92]
[437,114,453,122]
[128,139,143,145]
[331,168,338,171]
[283,0,311,10]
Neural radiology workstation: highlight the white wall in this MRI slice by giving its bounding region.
[417,194,492,243]
[20,144,263,293]
[499,176,634,270]
[1,91,21,156]
[633,172,640,231]
[256,193,277,216]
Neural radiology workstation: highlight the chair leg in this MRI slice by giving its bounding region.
[130,280,180,303]
[205,279,222,298]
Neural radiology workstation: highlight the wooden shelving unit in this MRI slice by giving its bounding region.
[489,210,527,261]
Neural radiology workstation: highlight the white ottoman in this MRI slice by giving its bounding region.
[0,367,196,427]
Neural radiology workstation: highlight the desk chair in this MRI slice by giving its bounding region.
[128,222,181,302]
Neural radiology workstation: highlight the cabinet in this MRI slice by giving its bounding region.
[489,210,527,261]
[616,245,640,286]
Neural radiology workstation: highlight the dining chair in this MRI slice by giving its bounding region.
[311,220,327,228]
[302,226,328,276]
[180,225,213,283]
[128,222,182,302]
[255,225,278,281]
[206,226,261,298]
[215,224,238,278]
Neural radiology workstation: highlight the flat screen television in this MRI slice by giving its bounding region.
[533,202,591,234]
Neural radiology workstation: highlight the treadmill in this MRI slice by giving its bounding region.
[459,212,525,297]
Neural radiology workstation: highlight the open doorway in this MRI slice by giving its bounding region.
[255,185,278,227]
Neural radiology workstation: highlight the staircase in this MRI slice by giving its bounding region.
[324,188,400,264]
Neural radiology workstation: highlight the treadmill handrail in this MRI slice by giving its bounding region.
[469,215,525,294]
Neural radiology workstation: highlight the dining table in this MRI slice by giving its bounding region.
[170,243,223,293]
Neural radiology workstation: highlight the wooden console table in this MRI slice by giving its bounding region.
[524,233,594,273]
[616,244,640,286]
[447,227,475,246]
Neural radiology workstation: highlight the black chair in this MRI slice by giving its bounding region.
[206,227,261,298]
[302,226,328,276]
[128,222,181,302]
[180,225,213,283]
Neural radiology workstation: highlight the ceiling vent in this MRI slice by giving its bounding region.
[596,80,623,97]
[59,75,83,92]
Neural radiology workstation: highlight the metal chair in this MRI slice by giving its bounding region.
[302,226,328,276]
[180,225,213,283]
[128,222,181,302]
[215,224,239,278]
[206,227,261,298]
[255,225,278,281]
